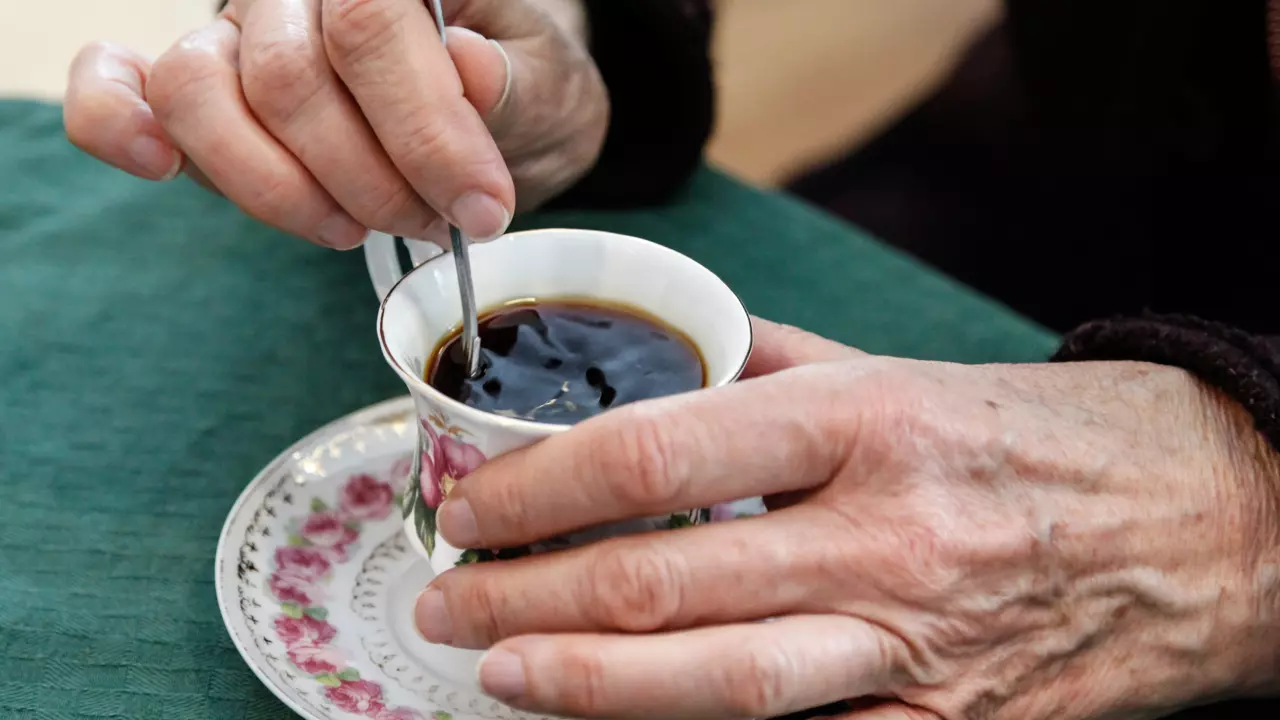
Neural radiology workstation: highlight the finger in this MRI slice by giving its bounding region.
[237,0,439,239]
[146,18,367,250]
[475,614,898,720]
[420,507,842,649]
[745,317,867,379]
[437,364,855,549]
[324,0,515,241]
[64,42,183,181]
[443,26,511,120]
[436,0,557,126]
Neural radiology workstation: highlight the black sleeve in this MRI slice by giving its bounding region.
[1052,314,1280,451]
[547,0,716,210]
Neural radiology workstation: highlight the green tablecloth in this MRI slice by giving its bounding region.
[0,99,1055,719]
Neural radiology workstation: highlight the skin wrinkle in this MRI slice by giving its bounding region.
[839,362,1277,719]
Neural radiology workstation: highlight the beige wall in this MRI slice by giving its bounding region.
[0,0,998,187]
[0,0,212,100]
[708,0,999,185]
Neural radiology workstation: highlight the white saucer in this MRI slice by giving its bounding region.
[215,396,548,720]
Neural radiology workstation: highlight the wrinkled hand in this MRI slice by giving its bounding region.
[416,318,1280,720]
[63,0,607,249]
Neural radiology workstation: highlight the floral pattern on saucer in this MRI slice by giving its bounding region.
[265,472,434,720]
[218,397,548,720]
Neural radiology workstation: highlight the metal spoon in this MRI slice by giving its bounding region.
[402,0,482,378]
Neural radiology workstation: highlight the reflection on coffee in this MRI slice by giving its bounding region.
[427,298,705,425]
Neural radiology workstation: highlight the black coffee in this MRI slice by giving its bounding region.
[427,298,705,425]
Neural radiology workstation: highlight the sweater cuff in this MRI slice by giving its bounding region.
[547,0,715,210]
[1052,314,1280,451]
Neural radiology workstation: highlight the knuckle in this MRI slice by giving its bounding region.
[716,643,797,717]
[223,167,309,229]
[586,546,682,632]
[351,184,427,235]
[604,414,685,508]
[240,35,326,128]
[394,111,475,175]
[442,572,506,646]
[147,44,224,122]
[243,172,298,218]
[323,0,399,61]
[862,514,962,603]
[474,468,534,541]
[554,647,610,717]
[70,41,115,73]
[62,93,108,152]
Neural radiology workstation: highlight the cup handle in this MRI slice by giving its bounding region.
[365,232,447,301]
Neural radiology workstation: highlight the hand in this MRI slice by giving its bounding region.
[62,0,607,250]
[414,317,1280,720]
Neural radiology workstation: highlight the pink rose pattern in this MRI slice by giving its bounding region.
[419,419,486,509]
[340,473,396,521]
[300,511,360,558]
[267,471,424,719]
[274,614,336,647]
[325,680,386,714]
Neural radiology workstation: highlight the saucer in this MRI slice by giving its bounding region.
[215,396,547,720]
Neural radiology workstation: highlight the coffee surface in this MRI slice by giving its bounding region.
[428,299,705,425]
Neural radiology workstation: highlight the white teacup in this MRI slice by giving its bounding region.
[374,229,753,575]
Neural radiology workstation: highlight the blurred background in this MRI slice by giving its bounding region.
[0,0,999,187]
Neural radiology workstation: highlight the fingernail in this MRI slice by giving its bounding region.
[478,648,526,702]
[438,498,479,547]
[450,192,511,242]
[129,135,181,181]
[316,214,369,250]
[414,587,453,645]
[447,26,486,43]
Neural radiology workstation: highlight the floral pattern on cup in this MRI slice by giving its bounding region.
[420,413,486,508]
[267,471,450,720]
[403,411,487,560]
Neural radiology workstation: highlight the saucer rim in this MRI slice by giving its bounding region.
[213,395,417,720]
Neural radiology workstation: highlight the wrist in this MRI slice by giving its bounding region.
[1208,384,1280,698]
[1030,365,1280,714]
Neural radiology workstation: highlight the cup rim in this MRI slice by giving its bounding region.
[376,227,754,435]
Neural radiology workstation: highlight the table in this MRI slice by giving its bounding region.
[0,99,1055,719]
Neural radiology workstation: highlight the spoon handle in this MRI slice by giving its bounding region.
[428,0,484,378]
[429,0,447,38]
[450,225,483,377]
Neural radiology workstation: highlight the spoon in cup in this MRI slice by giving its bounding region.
[393,0,484,379]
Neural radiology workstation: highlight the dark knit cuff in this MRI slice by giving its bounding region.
[1052,314,1280,450]
[547,0,715,210]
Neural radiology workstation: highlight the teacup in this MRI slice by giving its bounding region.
[374,229,753,575]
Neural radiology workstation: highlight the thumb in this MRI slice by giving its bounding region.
[745,317,868,378]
